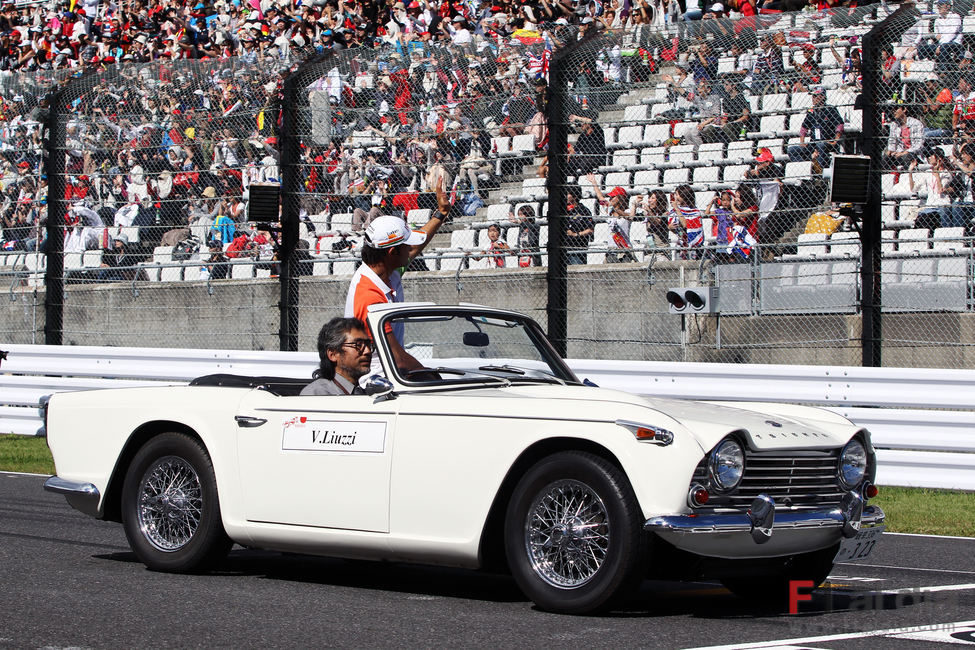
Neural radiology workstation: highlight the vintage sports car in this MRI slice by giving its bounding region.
[44,303,884,614]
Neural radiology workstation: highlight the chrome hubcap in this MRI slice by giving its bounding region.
[525,479,610,588]
[137,456,202,552]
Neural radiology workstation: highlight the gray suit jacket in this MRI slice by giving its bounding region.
[300,378,345,396]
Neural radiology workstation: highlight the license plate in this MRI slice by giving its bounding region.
[834,525,885,563]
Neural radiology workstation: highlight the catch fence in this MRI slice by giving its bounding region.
[2,3,975,368]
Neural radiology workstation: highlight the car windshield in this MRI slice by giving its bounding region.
[380,310,579,387]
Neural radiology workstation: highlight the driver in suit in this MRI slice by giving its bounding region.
[301,317,373,396]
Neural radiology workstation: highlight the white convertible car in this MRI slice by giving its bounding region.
[44,303,884,614]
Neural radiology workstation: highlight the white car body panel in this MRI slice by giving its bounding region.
[44,303,882,574]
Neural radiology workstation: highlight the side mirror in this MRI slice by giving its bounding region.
[363,374,395,398]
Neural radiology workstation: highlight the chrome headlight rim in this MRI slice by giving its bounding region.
[708,437,745,493]
[837,437,868,491]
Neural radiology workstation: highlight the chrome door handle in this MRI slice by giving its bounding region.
[235,415,267,428]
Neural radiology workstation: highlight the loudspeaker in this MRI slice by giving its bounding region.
[830,155,870,205]
[248,183,280,223]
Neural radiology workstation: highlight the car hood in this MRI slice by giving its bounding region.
[427,384,858,453]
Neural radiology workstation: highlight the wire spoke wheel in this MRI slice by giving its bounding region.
[136,455,203,553]
[525,479,610,589]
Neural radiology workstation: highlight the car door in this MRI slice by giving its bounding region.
[235,390,396,533]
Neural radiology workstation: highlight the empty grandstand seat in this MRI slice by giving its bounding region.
[331,213,354,231]
[672,122,696,140]
[881,230,896,255]
[140,262,161,282]
[931,227,969,254]
[757,138,785,157]
[663,167,690,186]
[761,94,789,113]
[491,136,511,156]
[669,144,696,165]
[603,126,617,148]
[604,171,631,188]
[633,169,660,190]
[623,105,648,122]
[894,228,932,256]
[82,251,103,268]
[407,209,432,223]
[612,149,639,167]
[643,123,671,146]
[784,233,828,260]
[883,256,968,312]
[828,231,860,258]
[153,246,174,264]
[726,140,753,162]
[723,164,750,183]
[784,161,813,184]
[231,262,254,279]
[511,134,536,153]
[693,166,720,185]
[791,92,812,110]
[63,252,85,270]
[616,125,644,147]
[698,143,724,159]
[787,113,806,134]
[642,147,667,166]
[160,264,183,282]
[312,260,331,276]
[522,177,547,199]
[449,229,477,250]
[486,203,510,222]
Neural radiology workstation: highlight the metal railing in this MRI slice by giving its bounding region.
[2,343,973,490]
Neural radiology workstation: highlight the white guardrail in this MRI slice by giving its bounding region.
[2,344,974,491]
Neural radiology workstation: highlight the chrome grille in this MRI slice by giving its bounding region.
[693,449,845,511]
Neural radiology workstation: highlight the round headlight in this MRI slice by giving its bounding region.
[838,439,868,490]
[709,439,745,492]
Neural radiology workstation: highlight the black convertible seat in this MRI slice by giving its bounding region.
[189,373,309,396]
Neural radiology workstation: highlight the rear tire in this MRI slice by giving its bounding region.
[721,543,839,606]
[121,432,232,573]
[504,451,647,614]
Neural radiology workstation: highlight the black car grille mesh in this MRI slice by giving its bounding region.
[693,449,845,511]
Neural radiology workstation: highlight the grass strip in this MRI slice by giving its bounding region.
[0,434,55,475]
[2,435,972,536]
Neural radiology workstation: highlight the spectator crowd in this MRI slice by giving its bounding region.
[1,0,973,276]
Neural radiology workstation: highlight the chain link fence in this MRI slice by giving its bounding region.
[3,4,975,368]
[0,68,74,344]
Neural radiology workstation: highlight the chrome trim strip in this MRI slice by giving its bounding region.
[43,476,101,518]
[645,504,885,536]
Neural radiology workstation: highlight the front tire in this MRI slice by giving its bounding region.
[121,432,232,573]
[504,451,647,614]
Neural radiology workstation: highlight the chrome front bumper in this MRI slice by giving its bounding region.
[44,476,101,518]
[645,492,885,545]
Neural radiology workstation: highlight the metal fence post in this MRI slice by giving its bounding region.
[546,44,570,357]
[43,90,67,346]
[279,72,301,353]
[861,3,919,367]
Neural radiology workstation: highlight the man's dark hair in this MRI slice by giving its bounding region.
[314,316,367,380]
[361,243,389,265]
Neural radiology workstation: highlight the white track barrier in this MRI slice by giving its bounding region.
[2,345,973,490]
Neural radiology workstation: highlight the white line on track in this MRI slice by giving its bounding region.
[838,562,975,576]
[885,532,975,542]
[0,470,51,478]
[683,619,975,649]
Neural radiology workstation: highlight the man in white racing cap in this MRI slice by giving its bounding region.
[345,181,449,375]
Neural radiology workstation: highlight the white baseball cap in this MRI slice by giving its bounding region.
[365,215,426,249]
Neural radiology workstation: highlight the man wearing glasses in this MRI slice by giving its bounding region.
[301,317,374,396]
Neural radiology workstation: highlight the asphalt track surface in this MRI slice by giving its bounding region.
[2,471,974,649]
